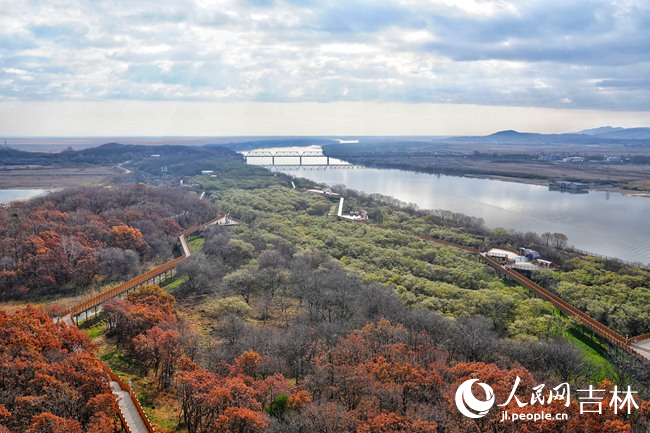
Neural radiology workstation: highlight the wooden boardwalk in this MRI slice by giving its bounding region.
[57,213,238,432]
[110,381,150,433]
[105,364,156,433]
[65,213,237,324]
[361,221,649,361]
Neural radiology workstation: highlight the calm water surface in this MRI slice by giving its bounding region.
[0,189,49,204]
[245,146,650,265]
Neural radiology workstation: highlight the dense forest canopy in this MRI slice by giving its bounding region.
[1,142,649,432]
[0,306,117,433]
[0,184,215,299]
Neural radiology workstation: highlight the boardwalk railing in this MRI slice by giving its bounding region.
[103,364,156,433]
[629,332,650,344]
[65,214,234,323]
[55,213,238,431]
[67,257,185,321]
[479,254,645,360]
[357,221,648,361]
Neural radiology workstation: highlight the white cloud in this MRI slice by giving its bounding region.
[0,0,648,117]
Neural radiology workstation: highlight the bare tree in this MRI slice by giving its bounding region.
[551,232,569,249]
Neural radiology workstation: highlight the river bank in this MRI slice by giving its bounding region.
[326,155,650,196]
[0,165,121,189]
[247,146,650,265]
[463,173,650,197]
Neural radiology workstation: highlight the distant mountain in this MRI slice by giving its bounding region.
[577,127,650,140]
[487,130,541,138]
[453,130,588,144]
[444,127,650,145]
[578,126,624,136]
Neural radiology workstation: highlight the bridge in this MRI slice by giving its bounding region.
[242,150,355,168]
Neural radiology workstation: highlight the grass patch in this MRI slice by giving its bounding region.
[163,275,188,292]
[187,236,205,252]
[567,326,616,382]
[141,390,182,432]
[100,349,136,378]
[82,320,106,340]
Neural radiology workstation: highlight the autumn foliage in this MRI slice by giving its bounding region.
[174,357,307,433]
[0,184,216,299]
[0,306,118,432]
[105,283,650,433]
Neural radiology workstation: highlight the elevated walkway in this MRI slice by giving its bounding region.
[104,364,156,433]
[60,212,239,431]
[348,219,648,362]
[65,213,237,324]
[110,381,150,433]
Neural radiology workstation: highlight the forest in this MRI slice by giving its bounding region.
[0,306,118,432]
[0,184,215,299]
[1,143,649,432]
[0,143,235,167]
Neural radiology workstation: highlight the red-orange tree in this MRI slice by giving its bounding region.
[0,306,118,432]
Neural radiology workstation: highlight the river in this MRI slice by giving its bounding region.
[244,146,650,265]
[0,189,49,204]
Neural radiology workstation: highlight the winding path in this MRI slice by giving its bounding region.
[57,212,238,432]
[64,213,236,323]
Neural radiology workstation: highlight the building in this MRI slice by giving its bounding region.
[519,247,540,261]
[562,156,587,163]
[605,156,623,163]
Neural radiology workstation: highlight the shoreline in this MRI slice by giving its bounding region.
[464,173,650,197]
[0,188,54,205]
[0,165,121,190]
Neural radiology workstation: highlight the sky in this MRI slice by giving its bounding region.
[1,0,650,136]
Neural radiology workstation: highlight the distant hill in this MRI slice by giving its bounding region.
[0,142,235,166]
[578,126,625,136]
[450,130,590,145]
[578,127,650,140]
[488,130,539,138]
[443,127,650,145]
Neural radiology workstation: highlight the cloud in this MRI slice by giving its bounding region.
[315,1,421,33]
[0,0,648,111]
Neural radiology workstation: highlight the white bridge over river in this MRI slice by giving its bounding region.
[242,150,357,168]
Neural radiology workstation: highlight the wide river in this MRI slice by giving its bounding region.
[244,146,650,266]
